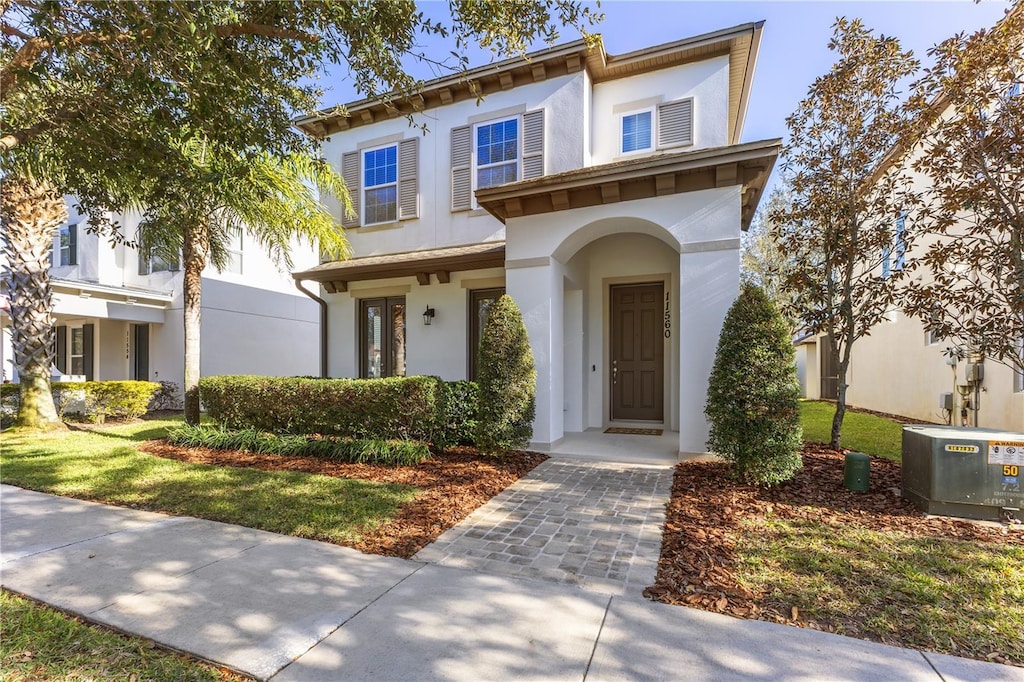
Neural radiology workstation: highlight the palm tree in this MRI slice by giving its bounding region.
[134,140,351,424]
[0,174,68,429]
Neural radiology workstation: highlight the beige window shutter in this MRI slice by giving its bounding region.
[522,109,545,180]
[398,137,419,220]
[657,98,694,148]
[341,150,361,228]
[451,124,472,211]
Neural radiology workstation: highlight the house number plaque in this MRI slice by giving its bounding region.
[664,292,671,338]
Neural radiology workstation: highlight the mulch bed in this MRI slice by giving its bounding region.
[138,441,546,558]
[645,442,1022,624]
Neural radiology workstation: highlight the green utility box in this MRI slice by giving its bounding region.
[844,452,871,492]
[902,425,1024,522]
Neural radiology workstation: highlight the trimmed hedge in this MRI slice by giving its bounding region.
[474,295,536,453]
[199,375,447,444]
[167,424,430,466]
[0,380,159,422]
[442,380,479,446]
[705,282,803,486]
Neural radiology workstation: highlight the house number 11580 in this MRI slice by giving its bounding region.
[664,292,671,338]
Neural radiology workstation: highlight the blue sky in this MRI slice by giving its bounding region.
[318,1,1008,195]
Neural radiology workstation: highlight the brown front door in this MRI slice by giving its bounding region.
[611,283,664,421]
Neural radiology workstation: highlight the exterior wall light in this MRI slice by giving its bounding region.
[423,306,435,326]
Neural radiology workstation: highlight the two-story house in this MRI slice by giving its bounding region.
[292,22,779,455]
[0,204,321,395]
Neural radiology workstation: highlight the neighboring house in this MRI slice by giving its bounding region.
[0,203,321,394]
[795,98,1024,433]
[292,23,779,455]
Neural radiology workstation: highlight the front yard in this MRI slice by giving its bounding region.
[0,418,544,557]
[649,403,1024,667]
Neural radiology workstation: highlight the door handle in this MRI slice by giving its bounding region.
[612,360,617,385]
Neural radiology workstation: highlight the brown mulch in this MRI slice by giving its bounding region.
[138,441,546,558]
[645,443,1022,620]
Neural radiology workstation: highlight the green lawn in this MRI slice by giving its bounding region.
[800,400,904,461]
[0,590,245,681]
[0,420,417,544]
[737,517,1024,664]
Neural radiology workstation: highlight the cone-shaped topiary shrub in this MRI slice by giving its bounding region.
[474,294,536,453]
[705,282,802,485]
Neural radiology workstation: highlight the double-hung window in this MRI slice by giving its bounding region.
[225,228,243,274]
[362,145,398,225]
[620,109,653,155]
[138,248,179,275]
[475,117,519,190]
[54,223,77,266]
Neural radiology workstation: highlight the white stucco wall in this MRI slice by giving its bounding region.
[590,55,730,164]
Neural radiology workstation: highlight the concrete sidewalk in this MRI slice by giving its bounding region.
[2,484,1021,682]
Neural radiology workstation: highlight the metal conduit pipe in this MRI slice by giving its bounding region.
[294,279,328,378]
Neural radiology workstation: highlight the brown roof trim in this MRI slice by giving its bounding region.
[293,242,506,293]
[294,22,764,140]
[475,139,780,230]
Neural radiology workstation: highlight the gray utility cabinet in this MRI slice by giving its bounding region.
[902,425,1024,522]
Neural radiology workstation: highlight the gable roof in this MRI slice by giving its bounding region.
[294,22,764,145]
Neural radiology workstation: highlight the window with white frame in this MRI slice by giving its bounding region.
[70,326,85,376]
[225,228,243,274]
[362,144,398,225]
[475,117,519,190]
[882,210,907,278]
[620,109,653,154]
[54,223,77,266]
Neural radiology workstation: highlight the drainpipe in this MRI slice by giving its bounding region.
[294,279,328,378]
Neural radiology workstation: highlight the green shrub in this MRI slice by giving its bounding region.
[51,382,86,418]
[442,380,479,446]
[83,381,160,422]
[166,424,430,466]
[474,295,536,453]
[705,282,803,485]
[199,375,446,444]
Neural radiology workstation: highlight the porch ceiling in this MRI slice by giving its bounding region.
[475,138,781,230]
[293,241,506,293]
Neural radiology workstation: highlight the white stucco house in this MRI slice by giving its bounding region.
[292,22,779,455]
[0,204,321,394]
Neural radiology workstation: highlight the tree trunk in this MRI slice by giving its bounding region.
[831,377,847,449]
[182,220,208,425]
[0,175,67,430]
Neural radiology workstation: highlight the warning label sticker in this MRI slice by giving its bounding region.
[988,441,1024,466]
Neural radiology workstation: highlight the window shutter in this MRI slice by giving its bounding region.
[522,109,545,180]
[68,224,78,266]
[657,99,694,148]
[398,137,419,221]
[82,323,94,381]
[451,125,472,212]
[341,151,361,228]
[55,325,67,374]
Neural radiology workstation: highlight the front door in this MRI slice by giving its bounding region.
[611,283,664,421]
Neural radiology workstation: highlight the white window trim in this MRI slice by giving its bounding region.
[471,115,522,206]
[69,325,85,377]
[139,248,179,275]
[361,142,399,227]
[618,107,655,156]
[54,223,75,267]
[225,229,244,274]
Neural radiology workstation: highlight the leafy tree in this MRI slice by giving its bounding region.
[771,18,920,449]
[901,4,1024,376]
[705,283,803,486]
[0,0,600,428]
[742,182,798,327]
[475,295,536,453]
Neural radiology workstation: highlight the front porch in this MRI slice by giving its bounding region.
[541,427,681,466]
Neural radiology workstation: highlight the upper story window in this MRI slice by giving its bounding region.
[451,109,544,212]
[620,110,653,154]
[53,223,77,267]
[475,117,519,190]
[138,248,179,275]
[363,144,398,225]
[882,211,907,278]
[340,138,418,229]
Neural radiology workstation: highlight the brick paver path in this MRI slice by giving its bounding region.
[414,458,674,596]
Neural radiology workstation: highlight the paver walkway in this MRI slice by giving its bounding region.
[414,458,673,595]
